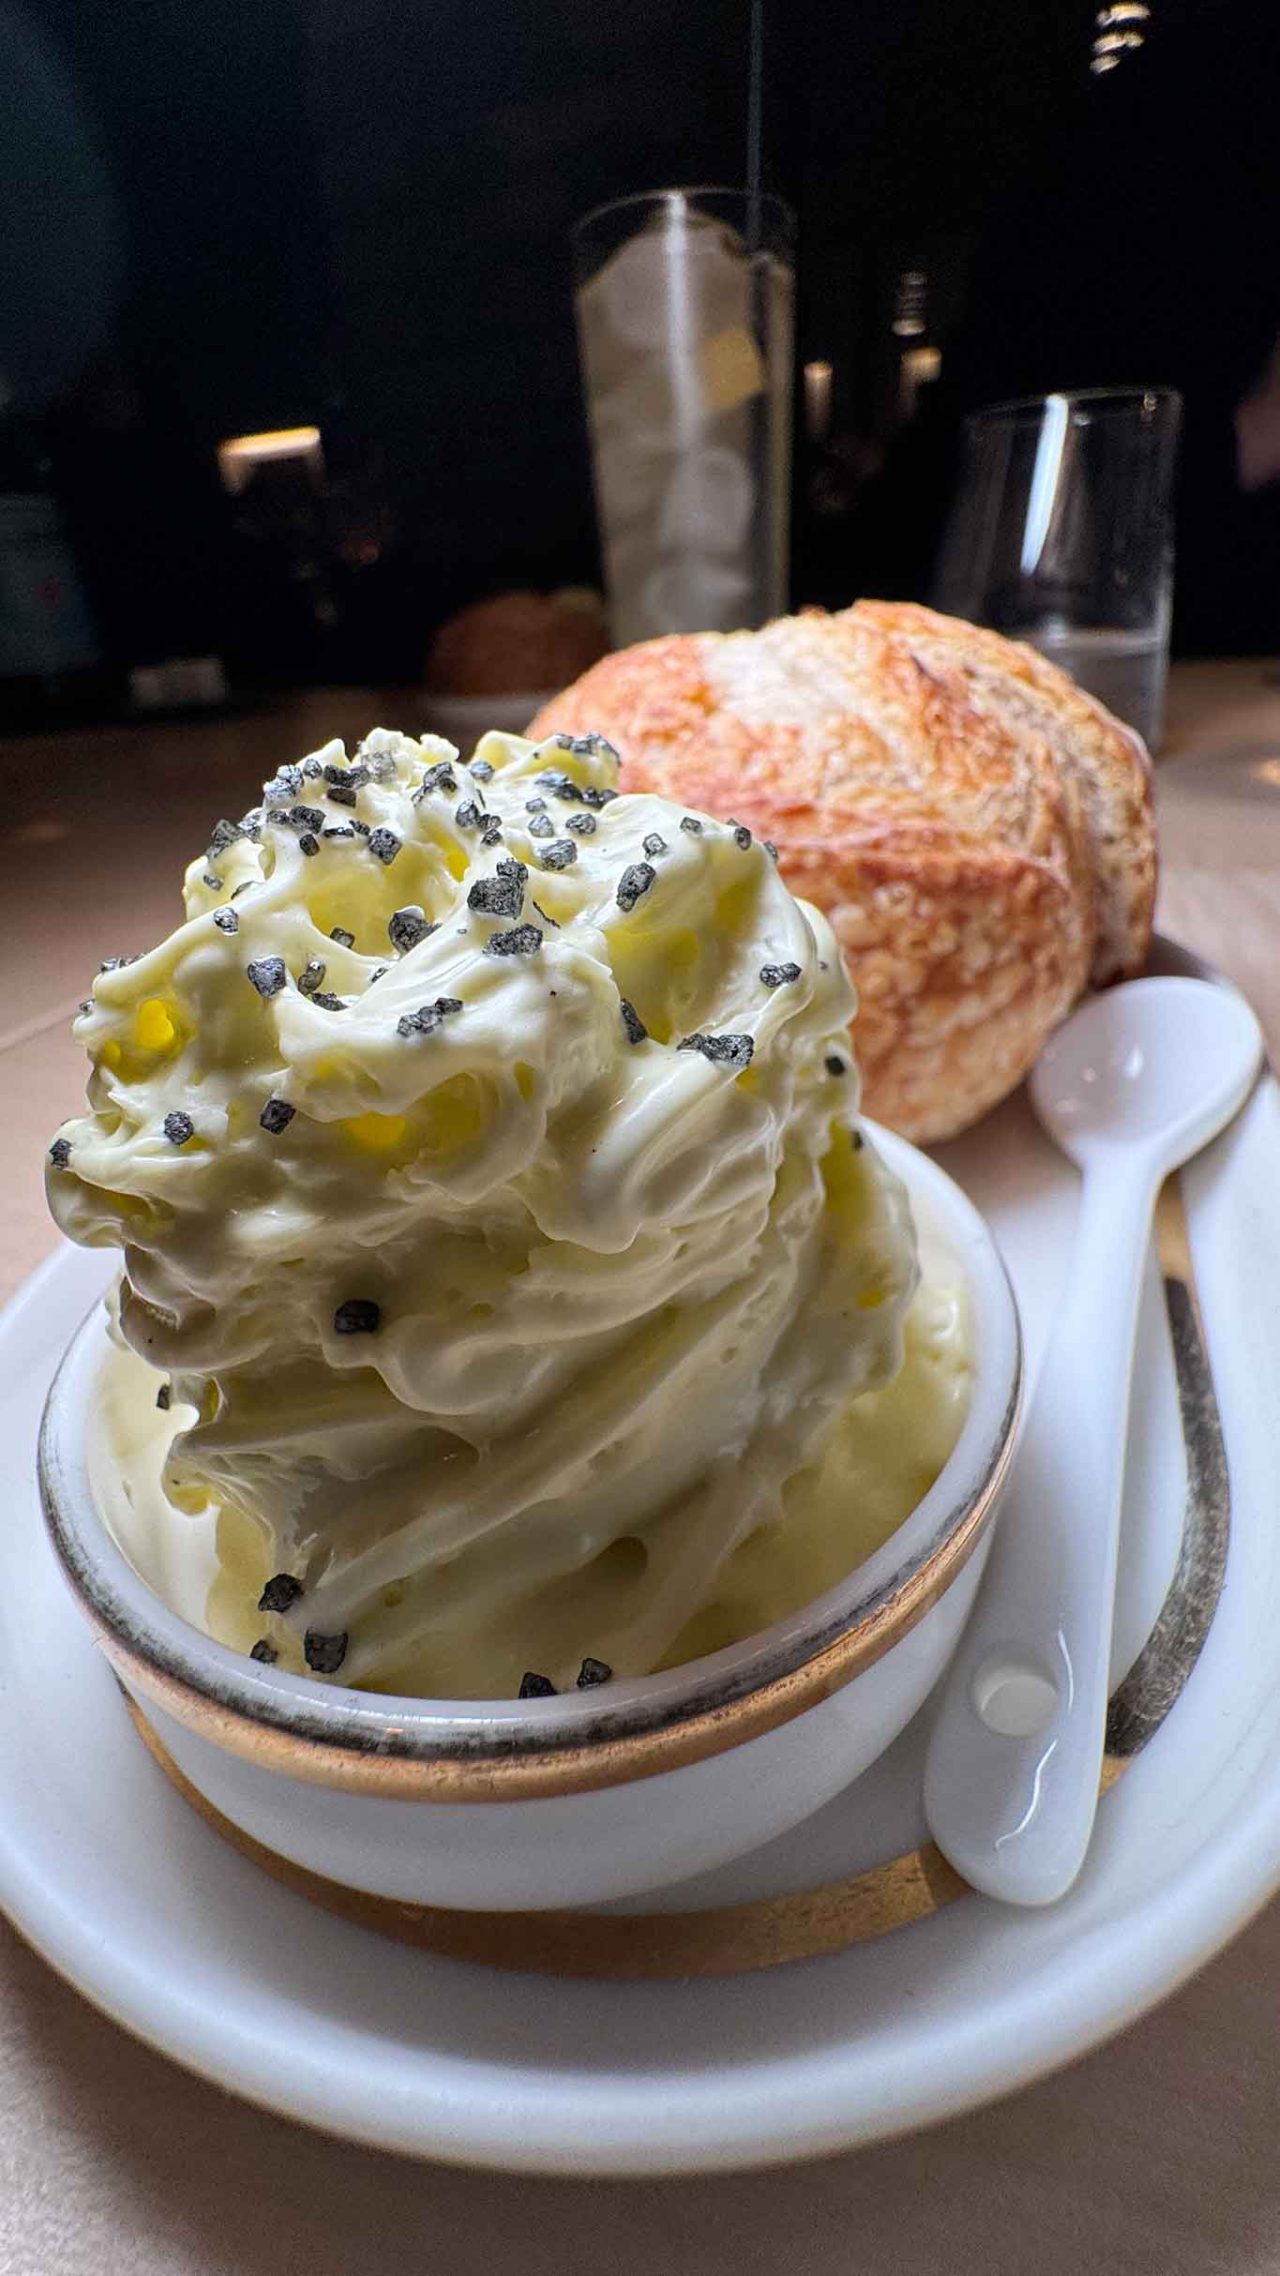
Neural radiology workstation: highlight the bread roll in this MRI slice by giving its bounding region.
[529,600,1155,1141]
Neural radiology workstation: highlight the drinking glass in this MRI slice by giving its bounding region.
[572,188,795,647]
[933,388,1182,749]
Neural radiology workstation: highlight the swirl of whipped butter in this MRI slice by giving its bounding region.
[49,726,921,1696]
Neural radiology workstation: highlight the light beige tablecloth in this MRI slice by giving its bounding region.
[5,666,1280,2275]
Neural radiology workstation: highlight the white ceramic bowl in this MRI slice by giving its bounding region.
[39,1127,1020,1913]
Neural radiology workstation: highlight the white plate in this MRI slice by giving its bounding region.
[4,941,1280,2177]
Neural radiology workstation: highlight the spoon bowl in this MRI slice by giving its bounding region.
[1031,976,1264,1164]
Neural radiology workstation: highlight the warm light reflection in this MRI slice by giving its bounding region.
[216,426,324,494]
[1091,0,1149,72]
[1250,758,1280,790]
[903,345,941,382]
[898,345,941,420]
[804,359,833,442]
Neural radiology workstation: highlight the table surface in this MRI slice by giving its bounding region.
[4,663,1280,2275]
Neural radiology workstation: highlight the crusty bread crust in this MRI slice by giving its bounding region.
[849,602,1156,985]
[530,602,1156,1141]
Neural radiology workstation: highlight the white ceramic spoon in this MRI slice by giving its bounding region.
[924,975,1263,1907]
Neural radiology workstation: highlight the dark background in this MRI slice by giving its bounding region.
[3,0,1278,701]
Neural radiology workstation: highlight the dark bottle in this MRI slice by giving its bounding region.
[0,391,113,729]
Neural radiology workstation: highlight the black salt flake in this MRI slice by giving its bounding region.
[483,924,542,958]
[329,927,355,949]
[260,1096,296,1134]
[388,905,433,953]
[760,961,802,988]
[619,998,647,1046]
[246,956,287,998]
[48,1137,71,1169]
[518,1671,557,1699]
[616,862,656,914]
[304,1630,348,1675]
[558,731,619,763]
[249,1638,278,1665]
[212,906,239,935]
[642,833,667,859]
[156,1382,171,1410]
[323,763,368,805]
[396,996,463,1039]
[576,1656,613,1689]
[539,838,577,870]
[467,858,527,919]
[258,1572,303,1614]
[334,1298,381,1334]
[163,1110,195,1147]
[677,1031,754,1072]
[368,827,401,866]
[358,740,397,781]
[536,767,583,804]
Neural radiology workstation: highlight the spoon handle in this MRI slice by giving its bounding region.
[924,1152,1160,1906]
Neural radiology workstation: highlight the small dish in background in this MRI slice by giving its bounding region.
[420,687,556,752]
[423,586,608,754]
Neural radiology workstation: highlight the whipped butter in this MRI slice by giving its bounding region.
[50,727,952,1697]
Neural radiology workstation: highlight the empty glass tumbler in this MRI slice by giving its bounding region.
[934,387,1182,750]
[573,188,795,647]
